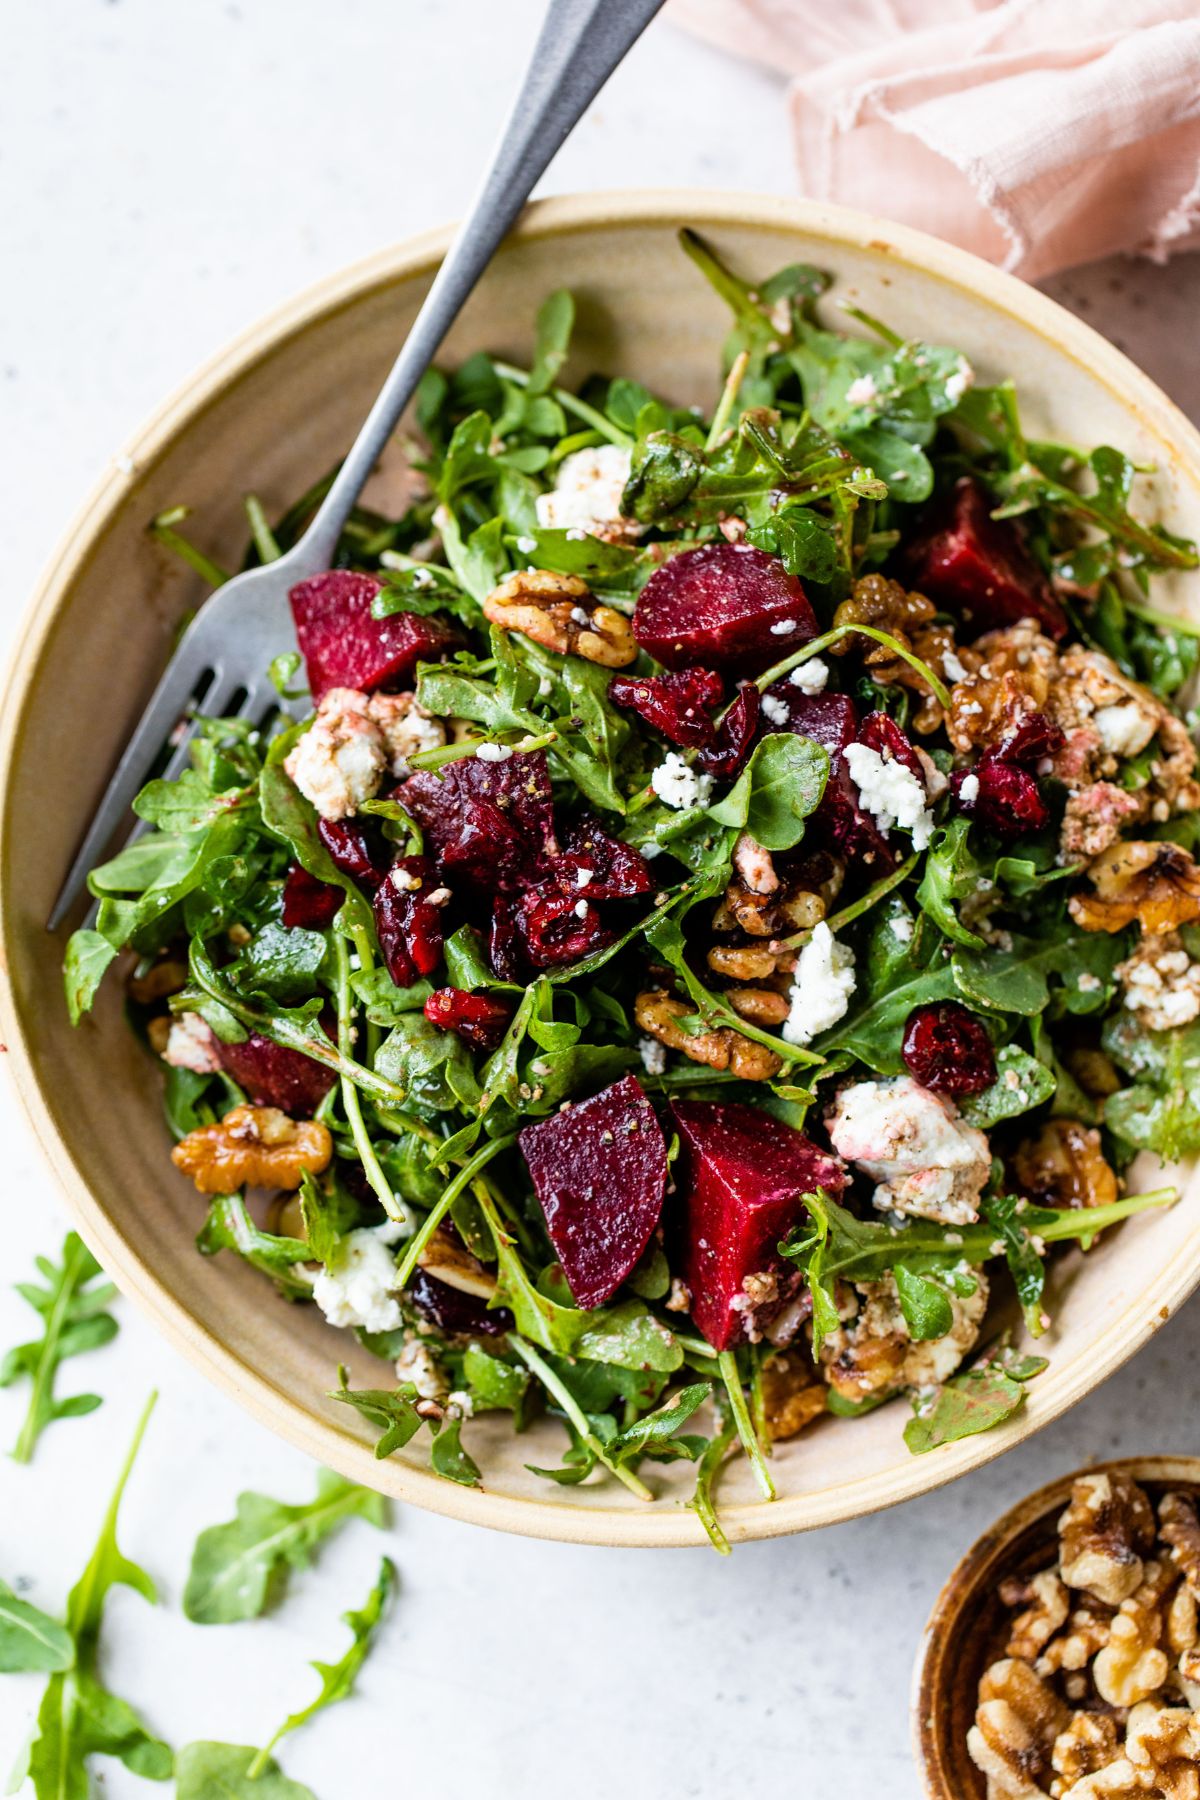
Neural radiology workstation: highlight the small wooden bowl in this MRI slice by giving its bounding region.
[912,1455,1200,1798]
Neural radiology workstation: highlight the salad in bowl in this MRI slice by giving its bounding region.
[64,230,1198,1548]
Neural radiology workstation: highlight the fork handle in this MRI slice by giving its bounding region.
[298,0,666,569]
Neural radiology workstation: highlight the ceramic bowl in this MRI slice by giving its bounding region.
[3,192,1200,1546]
[912,1455,1200,1797]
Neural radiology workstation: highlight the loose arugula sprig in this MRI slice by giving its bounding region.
[11,1393,173,1799]
[183,1469,390,1625]
[1,1234,118,1464]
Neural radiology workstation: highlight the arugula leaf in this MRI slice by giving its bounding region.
[16,1393,172,1799]
[1104,1011,1200,1160]
[175,1743,316,1800]
[892,1265,954,1342]
[248,1558,395,1777]
[607,1383,711,1462]
[1,1233,118,1463]
[958,1046,1056,1127]
[462,1345,530,1416]
[903,1348,1048,1454]
[915,820,986,950]
[709,733,829,850]
[429,1417,482,1487]
[0,1580,74,1674]
[62,929,119,1024]
[951,930,1127,1018]
[688,1410,738,1556]
[196,1195,314,1301]
[183,1468,389,1624]
[330,1367,426,1458]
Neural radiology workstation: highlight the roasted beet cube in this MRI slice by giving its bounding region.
[289,570,459,703]
[554,819,654,902]
[281,865,342,930]
[518,889,612,970]
[607,666,724,749]
[409,1269,514,1338]
[772,691,895,872]
[697,680,761,780]
[424,987,513,1051]
[902,1002,996,1095]
[904,477,1067,642]
[633,543,817,674]
[317,818,389,891]
[951,758,1050,836]
[215,1030,335,1116]
[372,855,446,988]
[519,1074,668,1308]
[671,1100,847,1351]
[400,750,557,894]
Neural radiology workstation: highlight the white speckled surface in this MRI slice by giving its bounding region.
[2,5,1198,1795]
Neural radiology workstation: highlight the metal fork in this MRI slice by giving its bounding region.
[49,0,665,930]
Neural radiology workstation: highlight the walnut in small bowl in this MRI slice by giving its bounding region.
[913,1458,1200,1799]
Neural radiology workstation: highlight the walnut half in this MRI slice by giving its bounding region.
[633,989,782,1082]
[1059,1472,1155,1608]
[1069,841,1200,936]
[171,1104,332,1194]
[482,569,636,666]
[967,1657,1068,1799]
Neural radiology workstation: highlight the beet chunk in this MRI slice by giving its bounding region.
[372,856,446,988]
[904,477,1068,642]
[424,988,513,1051]
[633,543,817,674]
[281,865,342,930]
[554,819,654,902]
[215,1031,335,1116]
[696,681,761,780]
[519,1075,668,1309]
[857,710,925,784]
[671,1101,846,1351]
[410,1269,514,1338]
[902,1002,996,1095]
[770,691,895,871]
[317,818,388,891]
[608,666,724,749]
[289,571,458,703]
[518,889,612,970]
[400,750,557,895]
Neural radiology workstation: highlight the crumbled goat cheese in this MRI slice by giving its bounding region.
[284,687,386,821]
[761,693,791,727]
[781,923,856,1046]
[942,648,969,683]
[312,1224,405,1333]
[515,535,537,554]
[475,741,513,763]
[534,444,637,536]
[395,1335,448,1402]
[1093,700,1158,759]
[575,867,594,888]
[788,657,829,694]
[889,914,914,943]
[1077,971,1102,993]
[844,741,935,850]
[959,772,980,805]
[446,1390,474,1420]
[366,691,446,776]
[390,865,422,891]
[769,618,797,635]
[826,1075,990,1225]
[162,1011,220,1074]
[640,838,662,857]
[573,899,589,919]
[638,1035,668,1075]
[1117,934,1200,1031]
[943,358,974,406]
[845,373,879,407]
[650,752,713,811]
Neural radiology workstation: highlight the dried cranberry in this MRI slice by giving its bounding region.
[997,712,1065,769]
[671,1101,847,1351]
[410,1269,513,1337]
[518,889,612,970]
[554,819,654,901]
[633,542,817,673]
[608,666,724,749]
[904,477,1068,642]
[400,750,557,895]
[775,691,896,872]
[487,899,523,981]
[372,856,446,988]
[696,681,761,780]
[317,818,388,890]
[857,710,925,784]
[215,1031,336,1115]
[902,1002,996,1095]
[281,865,341,930]
[519,1075,668,1308]
[952,759,1050,836]
[424,988,513,1050]
[289,570,459,702]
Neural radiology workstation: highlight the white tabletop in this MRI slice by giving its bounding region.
[3,5,1199,1795]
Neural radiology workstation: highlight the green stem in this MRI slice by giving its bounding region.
[509,1336,654,1502]
[689,1410,739,1555]
[492,361,629,447]
[67,1392,158,1634]
[393,1135,517,1290]
[1122,598,1200,641]
[705,350,750,452]
[244,495,282,563]
[12,1236,92,1465]
[754,623,952,712]
[148,507,228,588]
[406,730,557,773]
[717,1351,775,1502]
[374,1107,442,1147]
[777,853,920,951]
[333,935,407,1229]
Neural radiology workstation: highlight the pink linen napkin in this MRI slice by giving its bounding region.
[670,0,1200,278]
